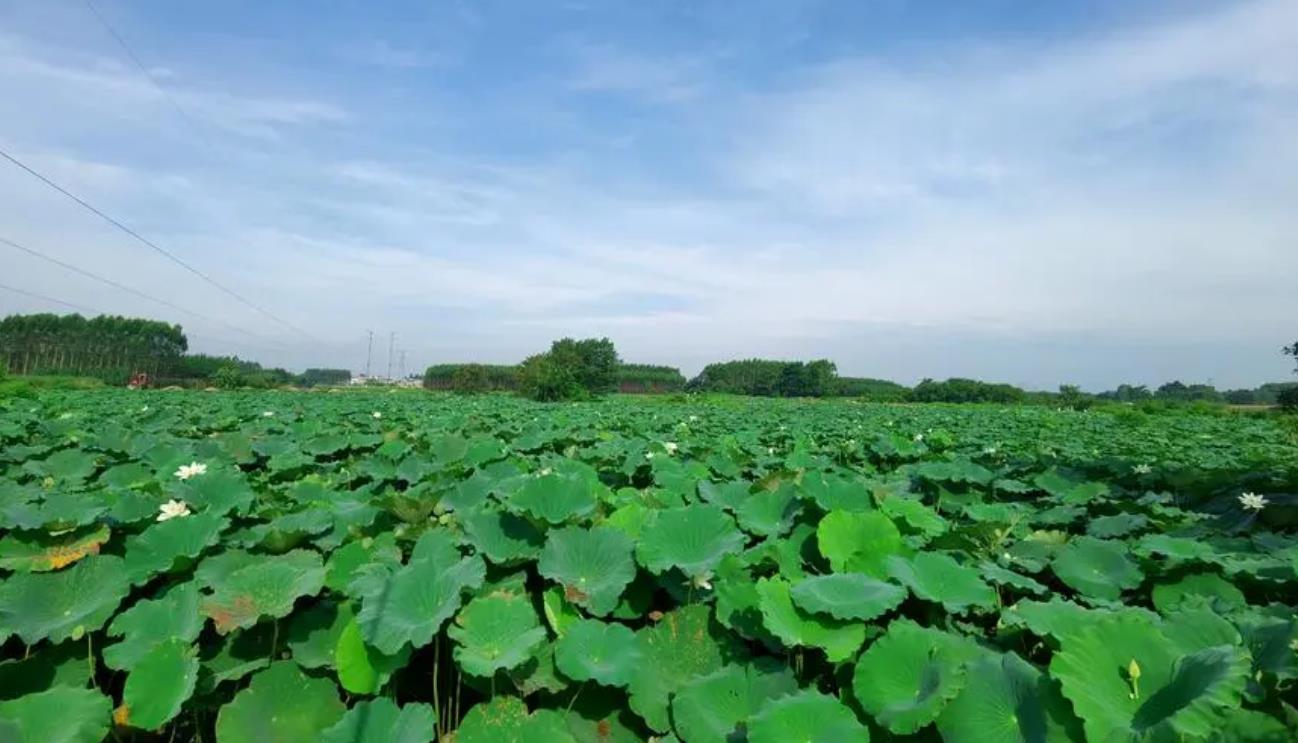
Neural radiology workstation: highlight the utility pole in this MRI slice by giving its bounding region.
[365,330,373,378]
[399,350,406,380]
[387,332,395,381]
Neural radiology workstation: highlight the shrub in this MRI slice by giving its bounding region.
[450,364,491,394]
[213,364,243,390]
[1278,386,1298,413]
[518,352,582,401]
[517,338,620,402]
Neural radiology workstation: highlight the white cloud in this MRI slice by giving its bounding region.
[0,1,1294,388]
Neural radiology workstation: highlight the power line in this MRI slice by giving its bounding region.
[0,234,279,343]
[0,282,98,314]
[80,0,210,145]
[0,146,318,342]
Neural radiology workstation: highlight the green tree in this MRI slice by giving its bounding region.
[450,364,491,394]
[213,363,243,389]
[517,337,620,401]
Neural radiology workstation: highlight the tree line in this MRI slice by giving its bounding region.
[0,313,187,381]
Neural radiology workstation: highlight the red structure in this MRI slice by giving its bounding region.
[127,371,150,389]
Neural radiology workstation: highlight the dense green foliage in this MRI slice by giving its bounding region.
[300,369,352,387]
[426,362,685,395]
[910,377,1026,404]
[617,364,686,393]
[830,376,910,401]
[0,313,186,383]
[423,364,520,392]
[0,390,1294,741]
[688,359,837,397]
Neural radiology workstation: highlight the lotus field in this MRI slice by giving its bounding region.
[0,390,1296,742]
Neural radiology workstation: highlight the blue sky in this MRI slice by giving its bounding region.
[0,0,1295,389]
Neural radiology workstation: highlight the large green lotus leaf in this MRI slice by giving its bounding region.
[510,472,596,524]
[40,448,99,482]
[852,619,980,734]
[285,600,353,669]
[978,561,1048,595]
[789,573,907,621]
[627,604,741,733]
[817,509,908,577]
[0,642,90,699]
[1033,470,1108,504]
[1161,605,1242,655]
[462,506,545,565]
[0,524,110,572]
[120,639,198,730]
[194,549,260,588]
[563,687,645,743]
[880,495,949,539]
[123,511,228,584]
[537,525,637,616]
[713,555,776,644]
[25,492,106,531]
[352,538,486,655]
[1050,536,1143,601]
[670,661,798,743]
[0,686,111,743]
[636,504,745,579]
[448,593,547,678]
[1133,534,1219,564]
[554,619,642,687]
[999,598,1099,642]
[1087,513,1149,539]
[1050,613,1249,740]
[936,652,1083,743]
[697,479,752,511]
[885,552,996,613]
[541,585,583,637]
[321,699,436,743]
[197,625,273,692]
[335,616,409,694]
[734,486,800,538]
[323,533,402,594]
[755,577,866,661]
[104,581,203,670]
[747,690,869,743]
[1151,573,1246,614]
[215,661,344,743]
[0,554,128,643]
[201,549,325,633]
[455,696,575,743]
[177,470,256,516]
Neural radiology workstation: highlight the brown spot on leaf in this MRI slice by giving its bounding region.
[203,594,258,634]
[564,584,590,603]
[113,704,130,727]
[648,610,665,622]
[596,719,612,739]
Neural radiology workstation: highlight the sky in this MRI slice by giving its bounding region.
[0,0,1295,390]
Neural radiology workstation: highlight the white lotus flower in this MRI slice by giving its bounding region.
[690,573,714,591]
[157,499,191,522]
[173,461,208,480]
[1238,492,1269,511]
[767,447,775,455]
[688,415,699,422]
[1133,463,1152,475]
[645,452,655,460]
[262,410,275,417]
[983,446,998,455]
[913,433,924,442]
[372,411,382,419]
[664,442,678,454]
[140,405,149,412]
[537,467,552,477]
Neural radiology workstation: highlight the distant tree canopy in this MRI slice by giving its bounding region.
[687,359,838,397]
[909,377,1027,404]
[519,337,621,402]
[300,368,352,387]
[1285,341,1297,372]
[829,377,910,401]
[0,313,187,382]
[617,364,686,393]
